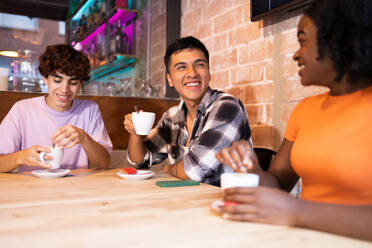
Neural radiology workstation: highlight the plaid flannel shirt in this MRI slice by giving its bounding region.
[128,88,251,186]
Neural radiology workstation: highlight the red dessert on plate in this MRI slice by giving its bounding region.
[121,168,137,174]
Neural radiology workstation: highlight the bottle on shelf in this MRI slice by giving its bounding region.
[70,20,77,42]
[100,0,106,19]
[91,41,97,68]
[115,0,128,8]
[87,6,93,29]
[115,19,124,54]
[122,22,129,54]
[93,0,100,25]
[98,33,106,62]
[109,23,117,59]
[80,14,87,35]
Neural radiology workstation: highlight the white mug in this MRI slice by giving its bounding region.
[220,173,259,189]
[39,147,64,169]
[132,112,155,135]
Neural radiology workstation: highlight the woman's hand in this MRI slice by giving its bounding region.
[51,124,88,148]
[220,186,299,226]
[216,140,261,174]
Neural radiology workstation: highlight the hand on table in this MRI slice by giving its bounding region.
[216,140,261,174]
[51,124,88,148]
[220,186,299,226]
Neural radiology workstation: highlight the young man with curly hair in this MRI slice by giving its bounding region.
[0,44,112,172]
[216,0,372,241]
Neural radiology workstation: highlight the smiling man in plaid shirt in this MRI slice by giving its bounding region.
[124,36,251,186]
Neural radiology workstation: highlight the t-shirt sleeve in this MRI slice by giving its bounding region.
[284,100,304,142]
[0,103,22,155]
[88,103,113,154]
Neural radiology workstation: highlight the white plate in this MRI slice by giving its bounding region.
[32,169,71,179]
[117,170,155,180]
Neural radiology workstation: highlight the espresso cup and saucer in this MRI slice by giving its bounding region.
[32,146,70,178]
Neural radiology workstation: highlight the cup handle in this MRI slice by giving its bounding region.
[39,152,46,162]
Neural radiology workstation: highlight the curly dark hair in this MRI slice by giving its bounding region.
[305,0,372,84]
[38,44,90,81]
[164,36,209,73]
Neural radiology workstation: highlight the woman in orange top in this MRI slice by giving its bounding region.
[216,0,372,241]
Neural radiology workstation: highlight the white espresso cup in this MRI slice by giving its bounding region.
[39,146,64,169]
[132,112,155,135]
[220,173,259,189]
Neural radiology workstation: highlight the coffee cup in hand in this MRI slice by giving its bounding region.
[132,112,155,135]
[39,146,64,169]
[220,173,259,189]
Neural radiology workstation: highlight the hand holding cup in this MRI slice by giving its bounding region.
[124,108,155,136]
[16,145,53,169]
[212,173,259,213]
[39,146,64,169]
[132,112,155,135]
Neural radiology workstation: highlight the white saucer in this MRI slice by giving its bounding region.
[117,170,155,180]
[32,169,71,179]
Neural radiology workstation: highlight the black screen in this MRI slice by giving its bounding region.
[251,1,269,19]
[251,0,313,21]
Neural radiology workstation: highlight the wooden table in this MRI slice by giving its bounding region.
[0,169,370,248]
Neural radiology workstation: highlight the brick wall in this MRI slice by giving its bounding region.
[0,19,65,57]
[181,0,326,150]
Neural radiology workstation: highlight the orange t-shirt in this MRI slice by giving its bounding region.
[284,86,372,205]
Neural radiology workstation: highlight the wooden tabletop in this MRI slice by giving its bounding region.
[0,169,370,248]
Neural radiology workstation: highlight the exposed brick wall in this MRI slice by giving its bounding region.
[149,0,167,97]
[0,19,65,57]
[181,0,326,150]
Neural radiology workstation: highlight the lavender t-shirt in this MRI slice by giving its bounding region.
[0,96,113,172]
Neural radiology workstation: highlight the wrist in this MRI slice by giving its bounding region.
[80,131,91,146]
[168,165,175,176]
[129,133,145,144]
[290,197,303,227]
[14,150,24,166]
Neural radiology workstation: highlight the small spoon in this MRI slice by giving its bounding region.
[134,105,139,113]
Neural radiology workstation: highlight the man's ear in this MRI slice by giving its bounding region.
[166,73,174,87]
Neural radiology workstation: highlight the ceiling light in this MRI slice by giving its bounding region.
[0,51,19,58]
